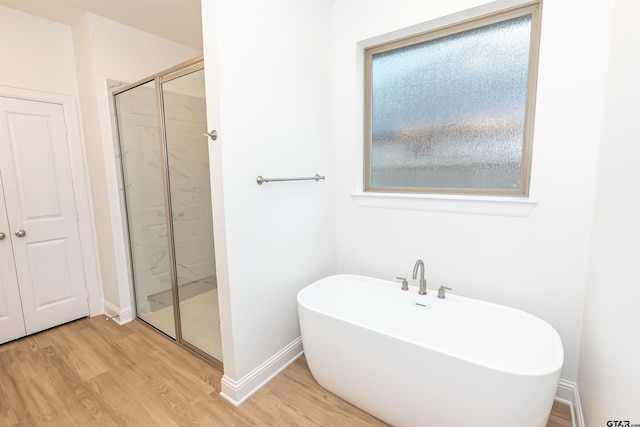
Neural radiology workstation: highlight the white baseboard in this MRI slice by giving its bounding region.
[572,384,585,427]
[220,337,303,406]
[103,300,133,325]
[555,379,584,427]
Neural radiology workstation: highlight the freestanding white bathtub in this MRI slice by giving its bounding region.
[297,274,564,427]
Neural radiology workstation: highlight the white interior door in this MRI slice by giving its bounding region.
[0,96,89,336]
[0,174,26,343]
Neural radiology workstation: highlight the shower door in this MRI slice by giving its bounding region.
[116,81,176,337]
[115,59,222,365]
[162,68,222,362]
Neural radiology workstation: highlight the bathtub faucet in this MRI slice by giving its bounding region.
[412,259,427,295]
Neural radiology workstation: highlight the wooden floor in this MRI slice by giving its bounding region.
[0,316,573,426]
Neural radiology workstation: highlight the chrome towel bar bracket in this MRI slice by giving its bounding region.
[256,173,325,185]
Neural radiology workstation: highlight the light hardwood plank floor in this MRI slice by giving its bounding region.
[0,316,572,426]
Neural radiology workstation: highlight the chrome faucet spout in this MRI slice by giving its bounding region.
[412,259,427,295]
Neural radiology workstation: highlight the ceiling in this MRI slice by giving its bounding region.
[0,0,203,50]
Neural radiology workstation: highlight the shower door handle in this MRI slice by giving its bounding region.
[203,130,218,141]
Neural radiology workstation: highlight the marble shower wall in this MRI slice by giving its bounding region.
[116,80,214,313]
[164,82,216,288]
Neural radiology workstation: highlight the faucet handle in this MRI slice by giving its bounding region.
[437,286,452,299]
[395,277,409,291]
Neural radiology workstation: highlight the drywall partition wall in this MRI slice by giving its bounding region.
[579,1,640,423]
[202,0,336,403]
[200,0,233,374]
[0,6,78,95]
[71,13,201,321]
[333,0,613,384]
[71,14,121,318]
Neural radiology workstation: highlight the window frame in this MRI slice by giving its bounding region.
[363,1,543,197]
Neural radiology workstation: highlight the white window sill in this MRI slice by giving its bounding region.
[351,192,537,217]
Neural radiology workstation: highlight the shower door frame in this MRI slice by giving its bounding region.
[113,56,222,369]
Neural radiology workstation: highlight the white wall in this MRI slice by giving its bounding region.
[203,0,336,386]
[578,0,640,423]
[333,0,613,383]
[71,13,201,320]
[0,6,79,95]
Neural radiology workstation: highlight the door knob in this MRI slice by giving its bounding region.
[0,232,5,240]
[15,229,26,238]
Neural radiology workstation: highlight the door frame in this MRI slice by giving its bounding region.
[0,85,103,317]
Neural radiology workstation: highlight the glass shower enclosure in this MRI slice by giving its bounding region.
[114,57,222,367]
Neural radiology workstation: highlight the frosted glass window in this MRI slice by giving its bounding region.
[365,4,541,196]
